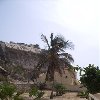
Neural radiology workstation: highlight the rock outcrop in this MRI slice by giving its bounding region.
[0,41,40,69]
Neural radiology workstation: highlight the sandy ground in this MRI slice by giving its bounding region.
[94,93,100,99]
[21,91,87,100]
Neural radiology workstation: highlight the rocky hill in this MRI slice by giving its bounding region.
[0,41,82,89]
[0,41,42,81]
[0,41,41,69]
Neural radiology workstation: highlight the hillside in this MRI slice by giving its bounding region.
[0,41,42,81]
[0,41,40,69]
[0,41,80,87]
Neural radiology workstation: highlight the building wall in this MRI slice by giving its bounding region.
[37,68,79,86]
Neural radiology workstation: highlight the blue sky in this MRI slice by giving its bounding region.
[0,0,100,69]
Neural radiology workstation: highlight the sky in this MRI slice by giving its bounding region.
[0,0,100,69]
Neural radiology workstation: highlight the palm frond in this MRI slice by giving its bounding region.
[35,50,49,71]
[50,33,54,46]
[41,34,50,49]
[52,35,74,51]
[66,41,74,50]
[36,33,75,82]
[53,35,66,49]
[59,53,74,63]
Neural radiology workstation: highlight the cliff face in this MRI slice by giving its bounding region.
[0,41,40,69]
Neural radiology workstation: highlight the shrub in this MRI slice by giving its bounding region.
[29,86,44,99]
[0,82,24,100]
[54,83,66,96]
[0,83,16,99]
[77,91,89,99]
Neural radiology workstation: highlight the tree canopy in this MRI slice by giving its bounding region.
[36,33,74,82]
[80,64,100,94]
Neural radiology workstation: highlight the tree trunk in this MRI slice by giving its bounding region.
[50,68,55,99]
[50,80,54,99]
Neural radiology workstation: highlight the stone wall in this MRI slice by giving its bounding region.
[37,68,79,86]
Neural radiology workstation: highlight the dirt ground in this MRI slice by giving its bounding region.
[21,91,87,100]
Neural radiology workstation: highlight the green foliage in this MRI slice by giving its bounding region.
[0,82,24,100]
[80,64,100,94]
[29,86,44,99]
[54,83,66,96]
[0,83,16,99]
[77,91,89,98]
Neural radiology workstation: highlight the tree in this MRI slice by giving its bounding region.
[80,64,100,94]
[35,33,74,99]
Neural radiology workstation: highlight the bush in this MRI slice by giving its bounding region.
[54,83,66,96]
[0,83,16,99]
[29,86,44,99]
[0,82,24,100]
[77,91,89,99]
